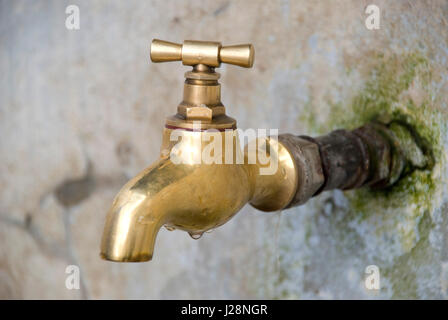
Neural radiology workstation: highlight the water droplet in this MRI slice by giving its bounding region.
[164,226,175,231]
[188,232,203,240]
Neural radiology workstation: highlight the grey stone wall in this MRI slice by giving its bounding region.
[1,0,447,299]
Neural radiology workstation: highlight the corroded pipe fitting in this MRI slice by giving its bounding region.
[278,135,325,207]
[282,121,427,209]
[303,130,370,191]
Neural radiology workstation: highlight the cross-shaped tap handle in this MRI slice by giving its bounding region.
[150,39,254,68]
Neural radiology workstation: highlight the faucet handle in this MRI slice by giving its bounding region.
[150,39,254,68]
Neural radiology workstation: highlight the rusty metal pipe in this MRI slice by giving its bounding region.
[282,121,427,209]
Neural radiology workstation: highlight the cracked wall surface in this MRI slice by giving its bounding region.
[1,0,447,299]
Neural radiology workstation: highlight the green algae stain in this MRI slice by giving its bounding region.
[335,52,445,297]
[343,53,442,253]
[263,51,446,299]
[382,210,436,299]
[301,52,442,220]
[340,54,441,214]
[304,53,439,140]
[329,53,431,127]
[291,52,444,298]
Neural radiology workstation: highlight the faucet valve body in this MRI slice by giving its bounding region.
[101,39,256,262]
[150,39,255,131]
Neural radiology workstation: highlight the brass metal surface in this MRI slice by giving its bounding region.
[149,39,254,129]
[150,39,254,68]
[101,129,252,262]
[101,39,314,262]
[220,44,254,68]
[100,127,301,262]
[248,137,298,211]
[101,39,424,263]
[102,39,267,262]
[182,40,221,67]
[149,39,182,63]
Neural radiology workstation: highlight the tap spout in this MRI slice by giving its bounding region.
[100,157,186,262]
[100,129,252,262]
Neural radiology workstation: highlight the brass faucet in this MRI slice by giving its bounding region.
[100,40,427,262]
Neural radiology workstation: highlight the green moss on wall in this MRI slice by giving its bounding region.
[272,51,446,299]
[305,52,442,224]
[340,52,441,227]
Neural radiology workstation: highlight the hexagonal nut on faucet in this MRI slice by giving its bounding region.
[278,134,325,208]
[185,104,213,121]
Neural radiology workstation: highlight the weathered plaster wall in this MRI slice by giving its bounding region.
[1,0,447,299]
